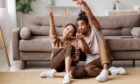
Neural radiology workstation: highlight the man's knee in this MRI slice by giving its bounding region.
[71,67,87,79]
[85,65,101,77]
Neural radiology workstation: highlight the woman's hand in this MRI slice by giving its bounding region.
[73,0,84,5]
[48,8,53,17]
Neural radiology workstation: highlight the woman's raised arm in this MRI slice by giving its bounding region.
[48,9,58,47]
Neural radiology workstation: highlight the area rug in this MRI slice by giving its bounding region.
[0,68,139,84]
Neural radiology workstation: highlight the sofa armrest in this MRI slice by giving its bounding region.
[12,28,20,60]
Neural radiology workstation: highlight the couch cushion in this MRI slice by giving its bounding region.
[121,28,132,36]
[21,14,76,36]
[97,15,140,29]
[102,29,121,36]
[102,27,132,36]
[21,14,140,36]
[97,14,140,36]
[20,52,51,61]
[112,51,140,60]
[105,36,140,51]
[19,36,52,52]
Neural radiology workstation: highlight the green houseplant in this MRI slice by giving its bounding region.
[16,0,36,14]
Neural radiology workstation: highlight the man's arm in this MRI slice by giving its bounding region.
[80,37,90,53]
[76,33,90,53]
[74,0,101,31]
[81,1,101,31]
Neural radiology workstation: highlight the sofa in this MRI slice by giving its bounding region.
[12,14,140,68]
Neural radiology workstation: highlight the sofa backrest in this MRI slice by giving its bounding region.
[97,14,140,36]
[21,14,77,36]
[21,14,140,36]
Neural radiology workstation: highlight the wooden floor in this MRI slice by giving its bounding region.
[0,68,140,84]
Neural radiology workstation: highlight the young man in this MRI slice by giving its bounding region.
[72,0,126,82]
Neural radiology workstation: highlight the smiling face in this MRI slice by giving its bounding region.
[63,24,76,39]
[77,20,89,35]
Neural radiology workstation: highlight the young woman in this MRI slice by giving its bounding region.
[40,9,81,84]
[71,0,126,82]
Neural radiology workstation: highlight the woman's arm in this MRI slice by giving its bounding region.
[74,0,102,31]
[48,9,58,47]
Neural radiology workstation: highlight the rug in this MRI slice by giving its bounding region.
[0,68,139,84]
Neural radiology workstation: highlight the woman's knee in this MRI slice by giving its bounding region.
[65,44,75,57]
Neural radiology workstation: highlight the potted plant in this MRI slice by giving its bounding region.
[16,0,36,26]
[16,0,36,14]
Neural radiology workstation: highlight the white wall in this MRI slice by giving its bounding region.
[91,0,140,16]
[30,0,140,16]
[31,0,50,16]
[54,0,78,6]
[7,0,17,28]
[31,0,81,16]
[0,0,17,46]
[0,0,17,71]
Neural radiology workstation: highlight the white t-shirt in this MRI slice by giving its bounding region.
[78,28,100,64]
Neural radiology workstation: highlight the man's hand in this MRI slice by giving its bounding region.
[48,8,53,17]
[76,33,84,40]
[73,0,84,5]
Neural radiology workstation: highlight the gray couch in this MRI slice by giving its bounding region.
[12,14,140,68]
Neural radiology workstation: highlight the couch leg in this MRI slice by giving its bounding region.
[22,61,27,69]
[133,60,135,67]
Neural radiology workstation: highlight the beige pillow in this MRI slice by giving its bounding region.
[131,27,140,38]
[20,27,31,40]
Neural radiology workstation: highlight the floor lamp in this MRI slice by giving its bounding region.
[0,0,11,67]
